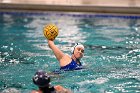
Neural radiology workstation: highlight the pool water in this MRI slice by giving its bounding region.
[0,11,140,93]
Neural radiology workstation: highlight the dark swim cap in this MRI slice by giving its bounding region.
[32,70,50,87]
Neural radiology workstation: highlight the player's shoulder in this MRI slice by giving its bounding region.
[60,53,71,62]
[54,85,72,93]
[63,53,71,59]
[31,90,40,93]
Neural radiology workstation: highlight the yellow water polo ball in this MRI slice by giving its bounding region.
[43,24,59,40]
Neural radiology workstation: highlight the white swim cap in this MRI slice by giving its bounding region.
[71,43,84,54]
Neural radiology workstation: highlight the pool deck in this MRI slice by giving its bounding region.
[0,0,140,15]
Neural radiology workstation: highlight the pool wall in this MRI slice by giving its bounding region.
[0,0,140,14]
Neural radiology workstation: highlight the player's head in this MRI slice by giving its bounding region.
[71,43,84,59]
[32,70,50,87]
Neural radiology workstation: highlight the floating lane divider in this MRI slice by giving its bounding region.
[0,11,140,19]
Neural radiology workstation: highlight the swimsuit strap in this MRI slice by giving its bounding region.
[75,59,82,66]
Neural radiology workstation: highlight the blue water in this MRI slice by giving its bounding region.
[0,11,140,93]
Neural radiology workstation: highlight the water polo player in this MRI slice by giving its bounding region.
[31,70,72,93]
[43,24,85,71]
[48,40,84,71]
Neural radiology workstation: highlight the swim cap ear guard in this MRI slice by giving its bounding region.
[71,43,84,54]
[32,70,50,87]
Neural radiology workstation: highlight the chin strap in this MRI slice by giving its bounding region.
[72,54,81,65]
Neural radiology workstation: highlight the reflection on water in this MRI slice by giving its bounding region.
[0,12,140,93]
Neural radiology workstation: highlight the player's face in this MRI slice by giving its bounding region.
[74,47,84,59]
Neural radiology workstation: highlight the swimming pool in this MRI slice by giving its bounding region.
[0,11,140,93]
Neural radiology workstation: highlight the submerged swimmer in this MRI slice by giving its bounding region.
[48,40,85,71]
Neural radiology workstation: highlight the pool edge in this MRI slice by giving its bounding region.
[0,3,140,15]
